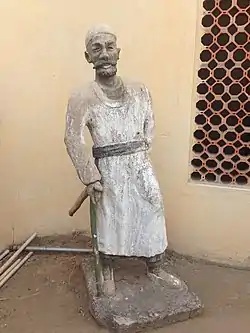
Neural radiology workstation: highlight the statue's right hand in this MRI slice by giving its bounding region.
[87,181,103,205]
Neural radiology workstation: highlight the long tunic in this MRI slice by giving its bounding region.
[64,79,167,258]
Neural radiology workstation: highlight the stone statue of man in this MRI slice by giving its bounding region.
[65,25,183,294]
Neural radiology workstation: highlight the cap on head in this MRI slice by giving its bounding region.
[85,24,117,48]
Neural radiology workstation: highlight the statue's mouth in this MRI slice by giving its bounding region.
[101,64,112,69]
[94,62,116,70]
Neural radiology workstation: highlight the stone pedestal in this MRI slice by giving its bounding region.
[82,255,203,332]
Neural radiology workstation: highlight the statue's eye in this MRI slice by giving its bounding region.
[92,44,101,52]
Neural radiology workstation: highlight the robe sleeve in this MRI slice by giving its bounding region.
[143,86,155,149]
[64,92,101,185]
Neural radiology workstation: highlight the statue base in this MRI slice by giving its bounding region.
[82,255,203,332]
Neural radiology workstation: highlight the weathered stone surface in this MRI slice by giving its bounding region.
[82,255,203,333]
[65,25,168,260]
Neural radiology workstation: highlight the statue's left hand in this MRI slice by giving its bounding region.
[87,181,103,205]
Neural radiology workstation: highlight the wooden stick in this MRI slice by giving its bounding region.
[0,258,21,281]
[0,250,10,262]
[90,200,103,296]
[0,233,37,275]
[69,188,88,217]
[0,252,33,289]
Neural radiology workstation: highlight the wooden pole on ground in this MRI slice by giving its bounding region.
[0,252,33,289]
[0,250,10,262]
[0,259,22,281]
[0,233,37,275]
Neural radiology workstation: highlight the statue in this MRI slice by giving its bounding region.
[65,24,202,332]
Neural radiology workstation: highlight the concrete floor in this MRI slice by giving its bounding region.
[0,235,250,333]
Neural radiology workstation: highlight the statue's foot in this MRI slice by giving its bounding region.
[102,264,116,297]
[147,267,188,291]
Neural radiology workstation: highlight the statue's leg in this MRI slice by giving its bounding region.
[100,252,116,296]
[146,253,188,291]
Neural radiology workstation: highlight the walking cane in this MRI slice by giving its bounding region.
[89,200,103,296]
[69,188,103,296]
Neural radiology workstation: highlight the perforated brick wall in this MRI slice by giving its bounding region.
[191,0,250,186]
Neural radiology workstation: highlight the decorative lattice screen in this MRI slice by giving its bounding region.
[190,0,250,186]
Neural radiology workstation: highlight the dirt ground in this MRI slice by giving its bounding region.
[1,233,250,333]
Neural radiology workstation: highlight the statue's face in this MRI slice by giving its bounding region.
[85,33,120,77]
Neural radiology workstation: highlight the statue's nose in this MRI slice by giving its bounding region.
[100,49,109,60]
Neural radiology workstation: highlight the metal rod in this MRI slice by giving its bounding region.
[0,252,33,289]
[0,250,10,262]
[16,246,93,253]
[0,233,37,275]
[0,258,22,281]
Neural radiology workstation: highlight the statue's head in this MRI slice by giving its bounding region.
[85,24,120,78]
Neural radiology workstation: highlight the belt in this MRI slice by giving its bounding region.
[92,140,149,159]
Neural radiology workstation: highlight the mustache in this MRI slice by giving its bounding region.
[93,61,117,69]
